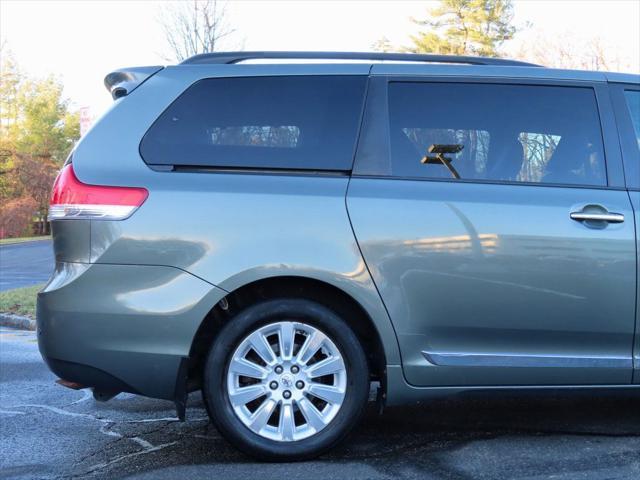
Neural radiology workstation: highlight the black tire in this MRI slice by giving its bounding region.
[203,298,369,461]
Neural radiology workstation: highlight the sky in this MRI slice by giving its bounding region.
[1,0,639,117]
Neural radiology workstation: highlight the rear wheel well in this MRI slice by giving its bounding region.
[188,276,386,390]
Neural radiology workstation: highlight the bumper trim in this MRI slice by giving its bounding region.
[46,357,138,395]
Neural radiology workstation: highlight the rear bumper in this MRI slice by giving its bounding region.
[37,262,226,400]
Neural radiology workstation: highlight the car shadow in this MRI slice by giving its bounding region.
[115,390,640,480]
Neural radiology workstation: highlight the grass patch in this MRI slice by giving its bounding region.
[0,235,51,245]
[0,284,43,318]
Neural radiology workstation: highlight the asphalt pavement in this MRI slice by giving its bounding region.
[0,240,54,291]
[1,326,640,480]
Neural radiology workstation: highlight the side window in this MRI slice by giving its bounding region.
[388,83,606,186]
[624,90,640,150]
[140,75,367,171]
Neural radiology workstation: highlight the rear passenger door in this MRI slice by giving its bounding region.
[347,77,637,386]
[609,83,640,383]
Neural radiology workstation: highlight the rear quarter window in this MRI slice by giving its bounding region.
[624,90,640,149]
[140,75,367,171]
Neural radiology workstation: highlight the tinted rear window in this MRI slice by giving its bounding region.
[140,75,367,171]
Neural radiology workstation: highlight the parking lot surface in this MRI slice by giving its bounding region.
[1,327,640,479]
[0,240,54,291]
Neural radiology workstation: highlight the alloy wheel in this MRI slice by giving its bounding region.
[226,321,347,442]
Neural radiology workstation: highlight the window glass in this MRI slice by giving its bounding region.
[624,90,640,150]
[401,128,490,179]
[209,126,300,148]
[517,132,562,182]
[140,76,367,170]
[388,83,606,186]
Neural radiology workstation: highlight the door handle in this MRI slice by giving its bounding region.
[570,210,624,224]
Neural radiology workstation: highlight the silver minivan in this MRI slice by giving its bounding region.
[37,52,640,460]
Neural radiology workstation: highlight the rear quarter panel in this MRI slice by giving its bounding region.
[73,64,401,366]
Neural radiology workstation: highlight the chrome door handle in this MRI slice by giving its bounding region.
[570,211,624,223]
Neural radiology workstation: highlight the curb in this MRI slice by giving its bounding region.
[0,313,36,331]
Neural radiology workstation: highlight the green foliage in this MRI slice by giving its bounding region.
[0,48,80,238]
[371,36,395,53]
[1,49,79,170]
[0,235,50,245]
[406,0,517,57]
[15,78,80,163]
[0,284,43,318]
[0,52,22,127]
[0,52,22,201]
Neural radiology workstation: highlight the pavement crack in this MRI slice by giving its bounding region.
[123,415,209,423]
[2,403,102,420]
[98,422,122,439]
[63,389,93,407]
[123,416,180,423]
[77,441,179,478]
[0,401,192,477]
[0,408,27,415]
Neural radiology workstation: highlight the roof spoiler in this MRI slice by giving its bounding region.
[104,66,164,100]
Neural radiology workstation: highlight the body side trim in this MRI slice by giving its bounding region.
[422,351,632,369]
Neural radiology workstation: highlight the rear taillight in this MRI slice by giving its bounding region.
[48,164,148,221]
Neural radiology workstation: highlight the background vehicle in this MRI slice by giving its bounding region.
[37,52,640,460]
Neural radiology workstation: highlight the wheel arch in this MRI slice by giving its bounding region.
[188,274,395,391]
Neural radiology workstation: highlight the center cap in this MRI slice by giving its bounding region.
[281,374,294,388]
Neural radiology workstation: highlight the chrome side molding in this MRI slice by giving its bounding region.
[422,351,631,369]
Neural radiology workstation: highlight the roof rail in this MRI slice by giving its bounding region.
[180,51,540,67]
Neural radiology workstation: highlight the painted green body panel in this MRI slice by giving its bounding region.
[37,261,226,399]
[87,173,401,366]
[347,179,636,386]
[630,191,640,383]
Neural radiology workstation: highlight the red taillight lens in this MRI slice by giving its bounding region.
[48,164,148,220]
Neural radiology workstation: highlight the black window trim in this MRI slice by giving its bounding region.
[169,164,351,177]
[353,75,625,190]
[139,74,371,174]
[609,83,640,191]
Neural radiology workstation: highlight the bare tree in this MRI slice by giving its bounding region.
[158,0,239,62]
[513,30,632,72]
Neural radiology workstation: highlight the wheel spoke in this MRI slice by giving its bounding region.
[278,403,296,441]
[247,331,277,366]
[305,356,344,378]
[278,322,296,361]
[307,384,344,404]
[249,398,277,432]
[229,384,267,406]
[297,397,326,432]
[226,321,346,442]
[296,330,326,365]
[229,357,268,379]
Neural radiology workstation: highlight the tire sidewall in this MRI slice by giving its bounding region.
[203,298,369,461]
